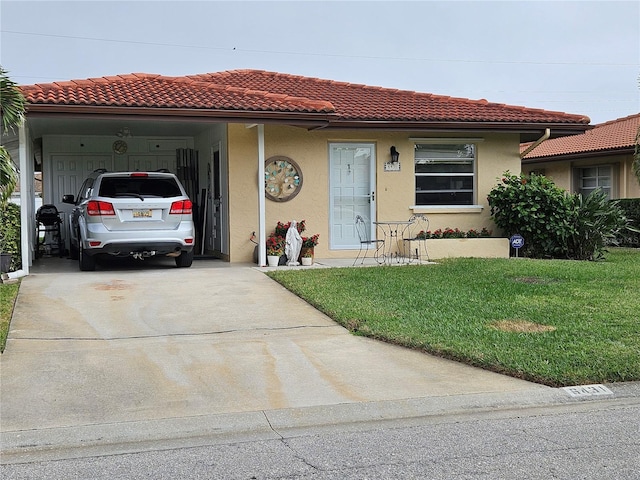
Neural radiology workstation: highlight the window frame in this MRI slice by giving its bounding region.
[413,142,477,207]
[575,164,615,199]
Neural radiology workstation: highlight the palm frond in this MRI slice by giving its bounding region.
[0,147,18,206]
[0,66,26,134]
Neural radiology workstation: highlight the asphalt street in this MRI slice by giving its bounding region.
[2,258,639,478]
[2,397,638,479]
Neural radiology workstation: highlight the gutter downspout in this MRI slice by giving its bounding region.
[520,128,550,159]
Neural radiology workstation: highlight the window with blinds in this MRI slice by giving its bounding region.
[414,143,475,205]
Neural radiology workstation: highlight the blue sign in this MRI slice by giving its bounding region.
[510,234,525,249]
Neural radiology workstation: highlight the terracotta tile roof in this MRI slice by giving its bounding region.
[20,69,590,126]
[20,73,335,113]
[522,113,640,160]
[188,70,590,124]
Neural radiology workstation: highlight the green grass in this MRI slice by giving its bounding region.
[268,248,640,387]
[0,280,20,353]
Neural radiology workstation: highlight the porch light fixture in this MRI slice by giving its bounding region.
[384,146,401,172]
[390,146,399,163]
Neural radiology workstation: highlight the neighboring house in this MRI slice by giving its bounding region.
[11,69,591,271]
[522,113,640,200]
[10,172,42,210]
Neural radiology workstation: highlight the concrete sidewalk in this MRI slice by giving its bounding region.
[0,257,566,462]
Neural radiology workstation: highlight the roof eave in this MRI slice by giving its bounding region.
[316,120,590,141]
[24,104,591,140]
[522,147,635,164]
[25,104,336,128]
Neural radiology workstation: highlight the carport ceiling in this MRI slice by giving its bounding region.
[26,116,215,138]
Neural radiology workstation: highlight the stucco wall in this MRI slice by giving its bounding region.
[522,162,571,190]
[523,152,640,199]
[227,124,522,263]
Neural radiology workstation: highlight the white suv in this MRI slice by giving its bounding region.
[63,170,195,271]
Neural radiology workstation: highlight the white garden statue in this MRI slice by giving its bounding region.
[285,220,302,266]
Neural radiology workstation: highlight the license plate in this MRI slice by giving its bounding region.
[132,209,152,218]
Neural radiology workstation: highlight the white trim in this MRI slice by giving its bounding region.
[410,205,484,214]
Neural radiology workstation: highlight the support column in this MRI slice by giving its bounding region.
[18,123,32,274]
[257,124,266,267]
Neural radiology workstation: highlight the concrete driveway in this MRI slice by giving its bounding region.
[1,258,547,458]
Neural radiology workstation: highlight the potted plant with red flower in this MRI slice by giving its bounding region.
[266,235,284,266]
[299,233,319,263]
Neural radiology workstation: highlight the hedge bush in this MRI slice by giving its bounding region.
[488,172,630,260]
[566,190,628,260]
[0,203,21,271]
[615,198,640,247]
[487,172,573,258]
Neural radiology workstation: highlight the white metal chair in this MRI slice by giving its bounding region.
[353,215,384,265]
[403,214,429,263]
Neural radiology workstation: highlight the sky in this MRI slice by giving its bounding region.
[1,0,639,125]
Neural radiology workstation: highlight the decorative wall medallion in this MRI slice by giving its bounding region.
[112,140,128,154]
[264,156,302,202]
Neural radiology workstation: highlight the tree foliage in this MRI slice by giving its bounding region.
[0,66,26,206]
[0,202,21,270]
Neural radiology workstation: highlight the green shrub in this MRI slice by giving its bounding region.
[488,172,630,260]
[487,172,573,258]
[0,203,21,271]
[615,198,640,247]
[566,191,628,260]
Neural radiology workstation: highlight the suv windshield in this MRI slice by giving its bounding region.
[99,177,183,198]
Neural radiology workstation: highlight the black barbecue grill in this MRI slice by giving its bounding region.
[35,204,64,258]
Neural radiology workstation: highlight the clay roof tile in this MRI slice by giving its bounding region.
[20,69,591,125]
[523,113,640,159]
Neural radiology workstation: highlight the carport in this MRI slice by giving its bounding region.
[9,115,233,275]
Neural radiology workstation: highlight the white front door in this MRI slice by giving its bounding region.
[51,154,114,249]
[329,143,376,249]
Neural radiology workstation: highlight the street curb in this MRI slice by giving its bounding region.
[3,382,639,465]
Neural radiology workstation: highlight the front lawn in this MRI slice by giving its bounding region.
[268,249,640,387]
[0,280,19,353]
